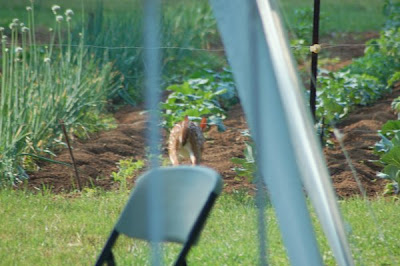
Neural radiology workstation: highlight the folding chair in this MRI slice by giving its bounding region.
[95,166,223,266]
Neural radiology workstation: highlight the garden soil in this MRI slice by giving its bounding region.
[26,32,399,198]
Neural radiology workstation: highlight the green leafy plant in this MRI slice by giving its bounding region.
[314,1,400,142]
[391,94,400,117]
[376,146,400,194]
[313,69,388,143]
[231,130,257,182]
[290,8,314,40]
[72,112,118,140]
[374,120,400,194]
[181,64,238,109]
[383,0,400,30]
[345,1,400,86]
[347,29,400,85]
[316,70,387,126]
[111,158,145,191]
[287,8,328,64]
[371,0,400,194]
[83,0,223,104]
[161,78,228,131]
[231,142,256,182]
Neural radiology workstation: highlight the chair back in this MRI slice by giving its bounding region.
[115,166,223,244]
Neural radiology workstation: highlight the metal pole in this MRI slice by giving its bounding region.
[143,0,163,264]
[249,2,268,264]
[310,0,321,120]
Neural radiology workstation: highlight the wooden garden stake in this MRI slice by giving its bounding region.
[60,120,82,191]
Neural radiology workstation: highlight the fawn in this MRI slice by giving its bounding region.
[168,116,207,166]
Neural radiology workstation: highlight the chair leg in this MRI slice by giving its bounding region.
[175,258,187,266]
[105,251,116,266]
[174,193,218,266]
[95,229,120,266]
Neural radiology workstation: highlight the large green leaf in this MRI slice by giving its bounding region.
[381,146,400,168]
[382,164,400,183]
[380,120,400,136]
[208,115,226,132]
[375,134,393,154]
[188,78,209,87]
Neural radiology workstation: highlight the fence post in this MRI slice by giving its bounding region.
[310,0,321,121]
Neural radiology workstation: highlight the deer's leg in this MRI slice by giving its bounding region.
[169,153,180,166]
[190,154,197,165]
[190,150,201,165]
[168,141,180,166]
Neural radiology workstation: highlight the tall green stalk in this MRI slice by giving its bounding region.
[0,4,116,185]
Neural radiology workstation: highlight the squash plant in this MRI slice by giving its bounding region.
[161,78,228,131]
[316,70,387,127]
[374,120,400,193]
[371,0,400,194]
[313,0,400,144]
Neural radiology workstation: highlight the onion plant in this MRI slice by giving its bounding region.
[0,3,117,185]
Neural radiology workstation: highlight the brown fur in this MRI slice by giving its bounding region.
[168,116,206,166]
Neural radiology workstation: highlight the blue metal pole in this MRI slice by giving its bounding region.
[144,0,163,264]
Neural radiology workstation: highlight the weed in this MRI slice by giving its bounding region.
[111,158,145,191]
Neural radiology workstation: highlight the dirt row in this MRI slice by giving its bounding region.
[26,104,250,193]
[26,82,400,197]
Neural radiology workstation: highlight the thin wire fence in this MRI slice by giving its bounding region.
[0,42,387,50]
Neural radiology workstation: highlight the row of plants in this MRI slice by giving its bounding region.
[315,1,400,137]
[366,0,400,194]
[161,65,237,131]
[231,0,400,183]
[0,4,118,185]
[83,0,224,106]
[285,2,399,139]
[316,0,400,194]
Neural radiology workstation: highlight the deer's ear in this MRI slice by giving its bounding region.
[200,117,207,130]
[184,116,189,123]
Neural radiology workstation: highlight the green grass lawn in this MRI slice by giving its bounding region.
[1,189,399,265]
